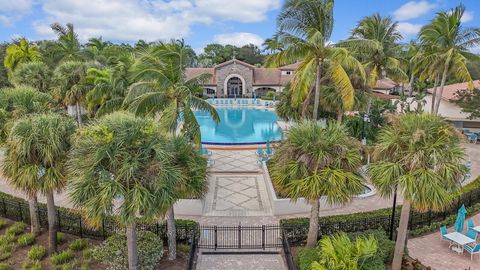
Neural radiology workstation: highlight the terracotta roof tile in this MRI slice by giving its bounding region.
[253,68,281,85]
[427,80,480,101]
[185,68,215,85]
[374,78,398,89]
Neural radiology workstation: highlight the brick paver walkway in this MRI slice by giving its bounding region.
[196,253,287,270]
[408,212,480,270]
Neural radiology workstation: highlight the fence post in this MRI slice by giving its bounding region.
[79,217,83,238]
[238,225,241,249]
[156,223,159,236]
[428,210,432,226]
[18,202,23,221]
[57,209,61,231]
[262,225,265,250]
[214,226,217,250]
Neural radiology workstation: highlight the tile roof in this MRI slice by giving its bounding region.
[253,68,281,85]
[185,68,215,85]
[374,78,398,89]
[427,80,480,101]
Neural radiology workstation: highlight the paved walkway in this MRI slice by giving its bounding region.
[408,212,480,270]
[196,253,286,270]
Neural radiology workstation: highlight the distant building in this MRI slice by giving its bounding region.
[185,59,297,98]
[372,78,401,95]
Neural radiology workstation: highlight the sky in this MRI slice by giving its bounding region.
[0,0,479,53]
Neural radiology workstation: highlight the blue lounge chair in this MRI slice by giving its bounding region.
[256,100,260,105]
[468,219,475,228]
[265,147,273,157]
[466,228,478,240]
[229,100,233,105]
[255,147,264,157]
[207,159,215,167]
[220,100,224,105]
[201,148,212,156]
[464,243,480,260]
[468,133,478,143]
[440,225,448,241]
[257,155,269,167]
[215,100,219,105]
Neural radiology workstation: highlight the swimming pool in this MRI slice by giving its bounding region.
[194,107,283,144]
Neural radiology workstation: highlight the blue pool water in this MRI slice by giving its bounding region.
[194,107,283,144]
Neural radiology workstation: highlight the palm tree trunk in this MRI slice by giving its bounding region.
[28,194,40,234]
[434,62,450,115]
[75,102,83,127]
[391,199,412,270]
[336,111,343,122]
[46,191,57,254]
[126,222,139,270]
[306,199,319,248]
[408,74,414,97]
[167,207,177,260]
[312,62,322,120]
[430,76,439,114]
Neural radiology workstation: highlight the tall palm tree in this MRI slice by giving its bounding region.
[270,121,364,247]
[418,5,480,115]
[4,38,41,74]
[12,61,52,92]
[124,40,217,260]
[343,14,408,90]
[52,61,89,126]
[311,233,378,270]
[3,113,76,254]
[50,23,82,62]
[265,0,365,120]
[67,112,182,269]
[368,113,465,270]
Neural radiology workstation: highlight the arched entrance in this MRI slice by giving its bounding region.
[226,77,243,98]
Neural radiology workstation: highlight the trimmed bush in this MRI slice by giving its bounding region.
[0,233,15,246]
[0,251,11,262]
[93,231,164,270]
[297,247,318,270]
[0,263,9,270]
[56,232,65,244]
[68,239,88,251]
[22,260,42,270]
[0,220,7,230]
[50,250,74,265]
[28,245,46,261]
[17,233,36,247]
[5,222,26,235]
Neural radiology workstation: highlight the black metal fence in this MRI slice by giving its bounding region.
[0,196,197,243]
[197,225,282,249]
[282,231,296,270]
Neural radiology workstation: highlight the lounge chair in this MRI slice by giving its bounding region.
[201,148,212,156]
[265,147,274,157]
[229,100,233,105]
[468,219,475,228]
[468,133,478,143]
[255,147,264,157]
[207,159,215,167]
[464,243,480,260]
[466,228,478,240]
[257,155,269,167]
[215,100,219,105]
[220,100,224,105]
[440,225,448,241]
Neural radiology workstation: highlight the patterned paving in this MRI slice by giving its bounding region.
[196,253,287,270]
[209,150,261,172]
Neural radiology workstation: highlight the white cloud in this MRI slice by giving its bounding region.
[393,1,436,21]
[213,32,264,47]
[32,0,280,42]
[397,22,423,37]
[0,0,33,26]
[462,10,474,23]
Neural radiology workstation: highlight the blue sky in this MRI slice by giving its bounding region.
[0,0,479,53]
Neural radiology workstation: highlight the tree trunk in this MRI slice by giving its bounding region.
[408,74,414,97]
[312,63,322,120]
[46,191,57,254]
[434,61,450,115]
[126,223,139,270]
[430,76,439,114]
[336,111,343,122]
[391,200,412,270]
[400,83,405,96]
[167,207,177,260]
[28,194,40,234]
[75,102,83,127]
[306,199,319,248]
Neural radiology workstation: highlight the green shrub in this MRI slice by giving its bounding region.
[177,243,190,253]
[0,263,9,270]
[79,264,90,270]
[17,233,36,246]
[22,260,42,270]
[56,232,65,244]
[349,230,394,264]
[0,252,11,262]
[68,239,88,251]
[0,220,7,230]
[50,250,74,265]
[28,245,46,261]
[5,222,26,235]
[60,259,79,270]
[82,248,92,260]
[0,233,15,246]
[93,231,164,270]
[297,247,318,270]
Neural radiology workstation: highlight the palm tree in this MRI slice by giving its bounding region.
[418,5,480,115]
[52,61,89,126]
[124,40,217,260]
[270,121,364,247]
[368,113,466,270]
[67,112,182,269]
[12,62,52,92]
[4,38,41,74]
[3,113,76,253]
[265,0,365,120]
[50,23,82,62]
[344,14,408,87]
[311,233,378,270]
